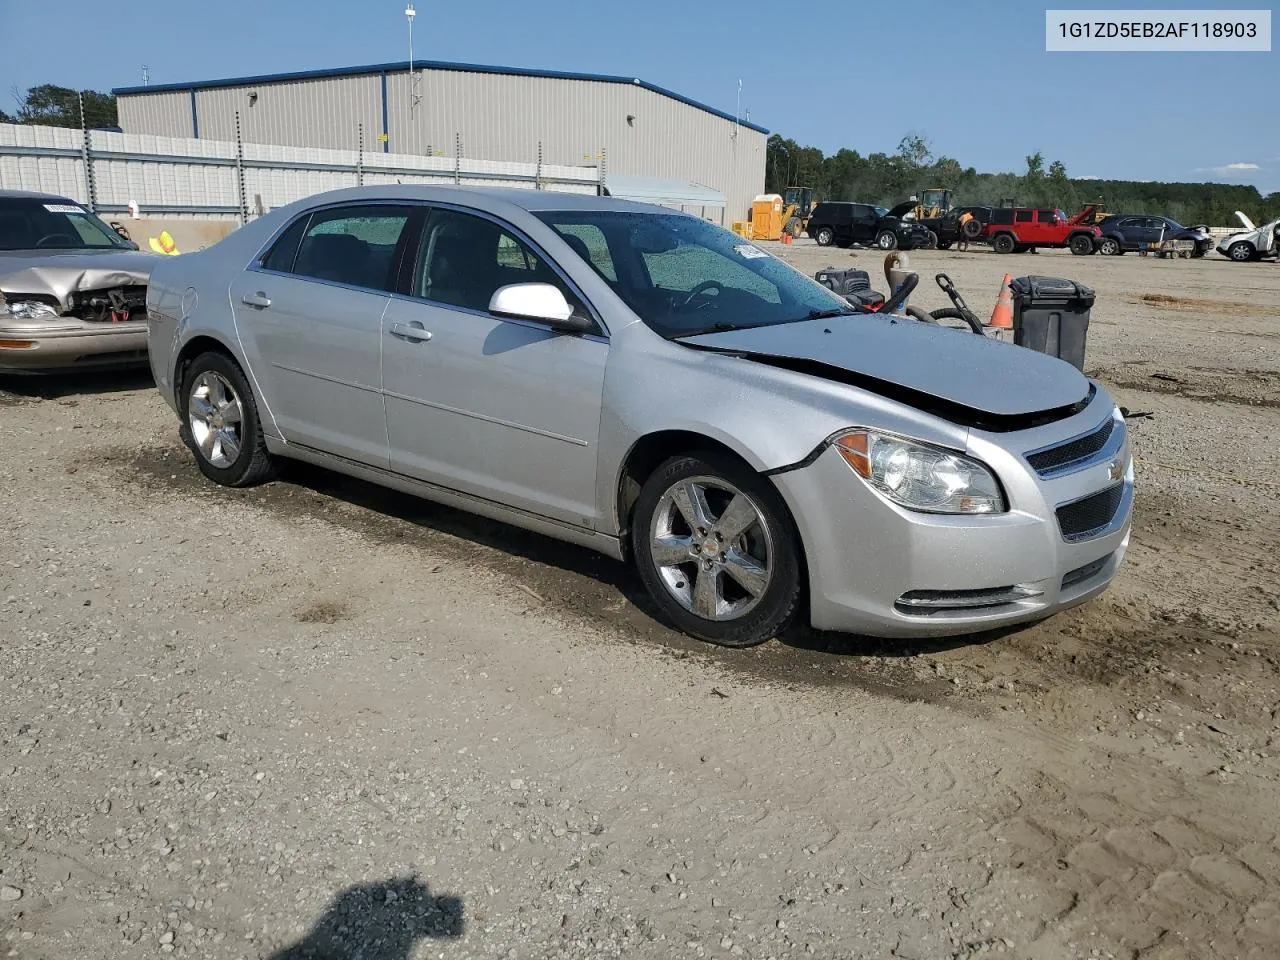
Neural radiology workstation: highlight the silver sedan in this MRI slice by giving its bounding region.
[146,186,1132,647]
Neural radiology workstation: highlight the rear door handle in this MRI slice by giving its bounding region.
[241,292,272,309]
[390,322,433,343]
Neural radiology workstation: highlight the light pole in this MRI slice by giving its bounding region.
[405,3,416,154]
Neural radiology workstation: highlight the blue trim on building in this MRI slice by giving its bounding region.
[189,89,199,138]
[380,71,389,152]
[112,59,770,135]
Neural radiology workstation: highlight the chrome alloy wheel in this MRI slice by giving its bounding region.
[649,476,774,621]
[188,371,244,468]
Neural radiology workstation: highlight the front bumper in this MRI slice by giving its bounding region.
[772,403,1133,638]
[0,320,148,371]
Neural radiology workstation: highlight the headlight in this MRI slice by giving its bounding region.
[832,429,1006,515]
[1,299,60,320]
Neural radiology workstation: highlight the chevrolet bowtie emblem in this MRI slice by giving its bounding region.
[1108,459,1125,482]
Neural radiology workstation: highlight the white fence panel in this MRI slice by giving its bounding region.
[0,122,601,221]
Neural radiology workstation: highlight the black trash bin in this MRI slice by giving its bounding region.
[1008,276,1095,371]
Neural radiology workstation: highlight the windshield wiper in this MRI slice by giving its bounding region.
[803,307,859,320]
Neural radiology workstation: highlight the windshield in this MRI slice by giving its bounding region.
[0,197,133,252]
[535,210,854,339]
[874,206,889,218]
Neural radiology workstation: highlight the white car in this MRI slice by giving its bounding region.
[1217,210,1280,262]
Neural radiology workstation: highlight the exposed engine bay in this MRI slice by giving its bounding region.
[65,284,148,323]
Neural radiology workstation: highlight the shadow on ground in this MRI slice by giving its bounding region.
[282,460,1011,662]
[0,366,153,400]
[269,876,463,960]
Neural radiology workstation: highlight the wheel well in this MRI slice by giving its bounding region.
[174,336,236,403]
[615,430,811,615]
[615,431,755,540]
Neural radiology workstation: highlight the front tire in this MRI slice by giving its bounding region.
[1227,241,1255,262]
[181,351,276,487]
[875,230,898,251]
[814,226,835,247]
[1069,234,1095,256]
[631,452,802,647]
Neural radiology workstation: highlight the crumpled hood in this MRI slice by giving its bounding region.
[0,249,156,311]
[679,314,1091,422]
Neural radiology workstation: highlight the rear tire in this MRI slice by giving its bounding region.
[937,240,952,250]
[181,351,276,487]
[875,230,898,251]
[784,217,803,238]
[814,226,835,247]
[992,233,1015,254]
[631,451,802,648]
[1098,237,1121,256]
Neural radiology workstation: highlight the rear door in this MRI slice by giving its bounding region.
[851,205,876,243]
[229,202,413,467]
[380,205,608,526]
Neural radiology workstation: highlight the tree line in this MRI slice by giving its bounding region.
[3,85,118,129]
[766,133,1280,227]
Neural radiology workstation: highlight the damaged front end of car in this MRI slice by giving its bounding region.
[0,259,155,371]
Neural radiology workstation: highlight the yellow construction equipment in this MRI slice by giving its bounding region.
[751,187,816,241]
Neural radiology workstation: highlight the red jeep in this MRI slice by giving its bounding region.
[982,205,1101,255]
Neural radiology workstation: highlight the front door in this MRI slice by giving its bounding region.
[380,206,608,527]
[230,203,413,467]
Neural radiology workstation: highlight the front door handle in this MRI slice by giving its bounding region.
[241,292,272,309]
[390,322,433,343]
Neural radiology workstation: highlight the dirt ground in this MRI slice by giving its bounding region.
[2,244,1279,960]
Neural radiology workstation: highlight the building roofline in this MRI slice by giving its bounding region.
[111,59,770,135]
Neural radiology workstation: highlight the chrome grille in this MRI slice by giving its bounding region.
[1026,417,1115,476]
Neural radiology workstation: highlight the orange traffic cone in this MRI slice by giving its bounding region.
[989,273,1014,329]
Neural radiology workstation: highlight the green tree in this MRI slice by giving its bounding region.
[11,84,117,128]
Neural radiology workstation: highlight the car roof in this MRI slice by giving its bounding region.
[274,184,671,217]
[0,189,76,202]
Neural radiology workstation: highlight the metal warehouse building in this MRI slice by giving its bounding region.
[112,60,768,222]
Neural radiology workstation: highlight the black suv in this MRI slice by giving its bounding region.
[805,201,933,250]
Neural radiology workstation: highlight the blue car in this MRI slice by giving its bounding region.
[1096,215,1213,257]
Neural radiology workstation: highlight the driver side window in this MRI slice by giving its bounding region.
[414,208,583,316]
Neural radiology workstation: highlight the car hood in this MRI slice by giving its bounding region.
[886,201,918,219]
[0,249,156,311]
[679,314,1091,428]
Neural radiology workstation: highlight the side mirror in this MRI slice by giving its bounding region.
[488,283,592,333]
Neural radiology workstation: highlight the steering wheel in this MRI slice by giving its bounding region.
[678,280,724,308]
[35,233,76,248]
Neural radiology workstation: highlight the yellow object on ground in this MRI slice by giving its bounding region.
[148,231,180,255]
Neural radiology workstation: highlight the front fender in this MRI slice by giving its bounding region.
[593,325,970,537]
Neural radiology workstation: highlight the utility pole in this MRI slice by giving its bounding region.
[142,65,150,87]
[405,3,418,153]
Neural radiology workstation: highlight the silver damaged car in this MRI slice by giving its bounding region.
[0,190,154,371]
[147,186,1133,647]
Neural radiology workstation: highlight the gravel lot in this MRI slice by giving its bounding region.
[2,244,1279,960]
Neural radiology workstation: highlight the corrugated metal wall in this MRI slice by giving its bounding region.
[116,68,767,223]
[117,90,193,137]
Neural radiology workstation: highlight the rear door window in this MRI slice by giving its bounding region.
[1015,210,1034,223]
[288,205,413,291]
[260,214,311,273]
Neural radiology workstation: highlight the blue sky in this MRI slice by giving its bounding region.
[3,0,1276,194]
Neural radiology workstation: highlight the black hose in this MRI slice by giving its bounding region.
[929,307,985,334]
